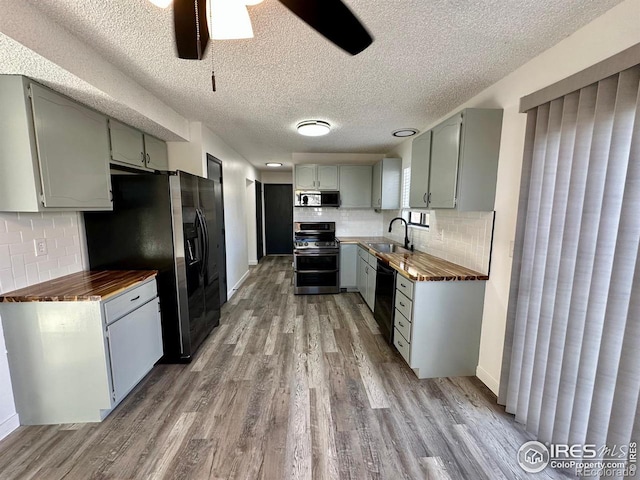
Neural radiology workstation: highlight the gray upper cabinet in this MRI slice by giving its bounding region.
[295,165,338,190]
[409,131,431,208]
[429,113,462,209]
[109,119,145,169]
[0,76,112,212]
[109,121,168,172]
[410,108,503,211]
[295,165,318,189]
[316,165,339,190]
[144,134,169,171]
[372,158,401,210]
[339,165,372,208]
[295,165,340,190]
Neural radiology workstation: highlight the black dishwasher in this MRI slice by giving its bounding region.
[373,259,395,344]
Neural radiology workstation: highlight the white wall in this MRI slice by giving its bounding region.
[260,170,293,184]
[0,212,86,440]
[388,0,640,394]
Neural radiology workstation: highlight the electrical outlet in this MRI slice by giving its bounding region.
[34,238,47,257]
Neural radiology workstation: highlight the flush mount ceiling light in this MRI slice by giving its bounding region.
[266,162,283,167]
[392,128,419,138]
[297,120,331,137]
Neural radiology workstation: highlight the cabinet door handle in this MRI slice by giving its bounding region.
[140,152,145,164]
[400,282,406,288]
[130,295,140,302]
[398,341,404,348]
[428,192,432,205]
[399,321,405,327]
[146,153,150,165]
[423,193,427,204]
[400,301,405,307]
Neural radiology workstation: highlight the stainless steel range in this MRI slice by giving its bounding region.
[293,222,339,295]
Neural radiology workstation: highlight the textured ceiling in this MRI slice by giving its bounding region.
[8,0,624,169]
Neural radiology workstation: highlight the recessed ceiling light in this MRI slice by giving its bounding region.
[297,120,331,137]
[266,162,283,167]
[392,128,419,138]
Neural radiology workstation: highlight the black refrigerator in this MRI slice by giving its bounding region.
[84,171,220,363]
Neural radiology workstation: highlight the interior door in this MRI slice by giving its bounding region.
[255,181,264,261]
[207,156,228,305]
[264,184,293,255]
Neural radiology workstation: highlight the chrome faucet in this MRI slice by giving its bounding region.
[388,217,413,251]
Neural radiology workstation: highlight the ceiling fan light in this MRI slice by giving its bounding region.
[207,0,254,40]
[297,120,331,137]
[148,0,172,7]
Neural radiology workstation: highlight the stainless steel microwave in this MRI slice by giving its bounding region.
[294,190,340,207]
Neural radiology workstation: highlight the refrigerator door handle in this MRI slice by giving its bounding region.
[196,209,209,277]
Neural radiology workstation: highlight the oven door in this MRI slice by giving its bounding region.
[294,251,339,271]
[293,251,340,294]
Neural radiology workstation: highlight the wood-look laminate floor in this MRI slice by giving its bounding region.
[0,256,574,480]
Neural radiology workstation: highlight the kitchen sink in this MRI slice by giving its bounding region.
[367,243,412,254]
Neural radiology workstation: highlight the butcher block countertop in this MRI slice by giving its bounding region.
[0,270,158,303]
[337,237,488,282]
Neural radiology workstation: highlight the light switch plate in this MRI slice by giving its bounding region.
[34,238,47,257]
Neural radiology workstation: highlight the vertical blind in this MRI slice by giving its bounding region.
[500,64,640,460]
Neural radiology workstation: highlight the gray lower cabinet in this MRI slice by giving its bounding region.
[372,158,402,209]
[357,246,377,311]
[0,75,113,212]
[392,276,486,379]
[339,243,358,290]
[339,165,372,208]
[0,278,163,425]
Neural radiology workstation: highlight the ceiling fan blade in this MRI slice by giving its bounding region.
[174,0,210,59]
[277,0,373,55]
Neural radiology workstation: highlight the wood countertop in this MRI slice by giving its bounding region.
[337,236,488,282]
[0,270,158,303]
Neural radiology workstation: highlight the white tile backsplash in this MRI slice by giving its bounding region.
[294,208,384,237]
[295,206,494,274]
[384,209,495,274]
[0,212,86,294]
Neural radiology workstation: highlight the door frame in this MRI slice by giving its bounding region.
[255,180,264,262]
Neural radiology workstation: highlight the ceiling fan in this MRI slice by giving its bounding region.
[173,0,373,60]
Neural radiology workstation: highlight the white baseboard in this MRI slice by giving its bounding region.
[476,365,500,396]
[0,413,20,441]
[248,260,258,266]
[227,270,250,300]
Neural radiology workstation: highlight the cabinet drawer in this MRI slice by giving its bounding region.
[393,328,411,364]
[104,280,157,324]
[394,309,412,342]
[358,246,369,261]
[367,251,378,267]
[396,276,414,299]
[395,290,412,320]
